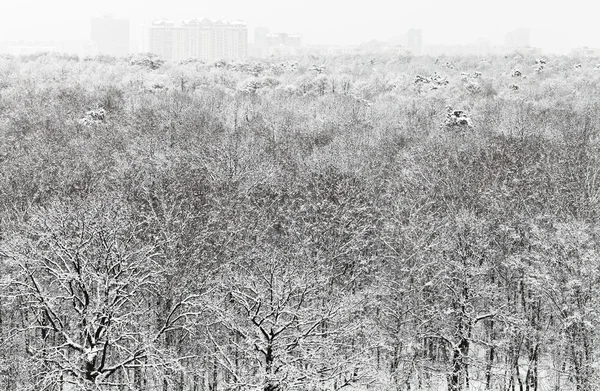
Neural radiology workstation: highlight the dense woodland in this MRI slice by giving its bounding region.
[0,51,599,391]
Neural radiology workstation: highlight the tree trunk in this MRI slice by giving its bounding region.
[486,344,495,389]
[485,319,495,390]
[448,338,469,391]
[390,343,402,391]
[134,363,144,391]
[192,373,200,391]
[568,323,592,391]
[515,360,523,391]
[525,343,539,391]
[210,357,218,391]
[264,341,278,391]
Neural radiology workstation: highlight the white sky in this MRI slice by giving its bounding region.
[0,0,597,53]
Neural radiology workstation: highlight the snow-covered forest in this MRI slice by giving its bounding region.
[0,52,599,391]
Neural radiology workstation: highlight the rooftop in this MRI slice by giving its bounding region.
[153,18,246,27]
[151,19,175,26]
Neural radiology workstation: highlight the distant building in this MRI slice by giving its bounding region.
[423,38,494,56]
[6,43,58,56]
[251,28,302,57]
[254,27,270,57]
[0,40,98,57]
[91,15,130,57]
[505,28,530,49]
[357,40,411,55]
[150,19,175,60]
[149,18,247,62]
[572,46,600,57]
[61,41,99,57]
[265,32,302,56]
[388,29,423,55]
[407,29,423,55]
[302,45,356,56]
[359,40,391,52]
[226,20,248,60]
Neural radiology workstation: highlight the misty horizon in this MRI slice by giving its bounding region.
[0,0,598,54]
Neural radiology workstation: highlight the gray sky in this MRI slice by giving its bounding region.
[0,0,596,53]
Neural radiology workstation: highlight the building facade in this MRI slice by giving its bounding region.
[253,27,270,57]
[149,19,175,60]
[252,28,302,57]
[265,33,302,56]
[149,18,247,62]
[91,15,130,57]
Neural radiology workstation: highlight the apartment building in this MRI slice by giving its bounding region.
[149,19,175,60]
[253,28,302,57]
[149,18,247,62]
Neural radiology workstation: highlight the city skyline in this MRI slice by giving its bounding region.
[0,23,593,59]
[149,18,247,61]
[0,0,598,54]
[0,26,542,59]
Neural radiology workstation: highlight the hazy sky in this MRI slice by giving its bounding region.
[0,0,597,53]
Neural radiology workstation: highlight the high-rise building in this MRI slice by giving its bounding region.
[251,31,302,57]
[254,27,270,57]
[149,19,175,60]
[407,29,423,55]
[226,20,248,60]
[174,20,198,60]
[91,15,130,57]
[505,28,531,49]
[212,21,226,60]
[197,19,214,61]
[149,18,247,62]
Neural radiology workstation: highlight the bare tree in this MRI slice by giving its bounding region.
[208,256,369,391]
[3,198,200,390]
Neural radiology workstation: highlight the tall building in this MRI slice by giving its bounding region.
[174,20,194,60]
[150,19,175,60]
[407,29,423,55]
[198,19,214,61]
[226,20,248,60]
[254,27,270,57]
[505,28,531,49]
[91,15,130,57]
[212,21,226,60]
[266,33,302,56]
[251,31,301,57]
[149,18,247,62]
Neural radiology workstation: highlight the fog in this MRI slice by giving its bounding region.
[0,0,597,53]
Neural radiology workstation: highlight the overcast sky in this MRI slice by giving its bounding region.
[0,0,596,53]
